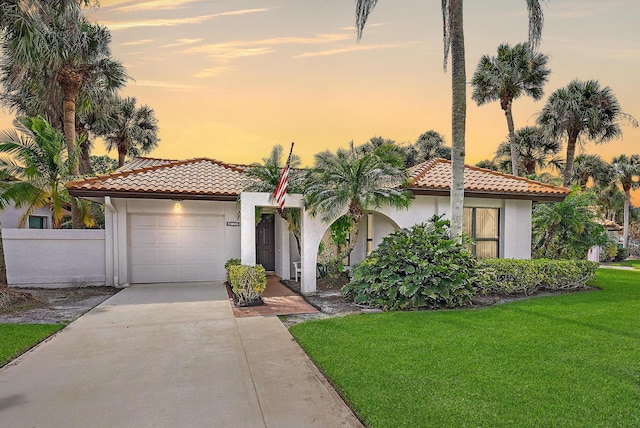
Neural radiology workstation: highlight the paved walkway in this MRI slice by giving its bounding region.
[0,283,362,428]
[230,275,319,318]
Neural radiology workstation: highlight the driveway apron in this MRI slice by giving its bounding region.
[0,283,362,428]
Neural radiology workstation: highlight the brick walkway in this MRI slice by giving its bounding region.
[229,276,319,318]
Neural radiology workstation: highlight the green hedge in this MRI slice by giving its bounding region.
[227,264,266,306]
[478,259,598,295]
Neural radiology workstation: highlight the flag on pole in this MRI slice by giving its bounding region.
[274,142,294,209]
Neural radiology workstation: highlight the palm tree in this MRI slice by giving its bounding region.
[0,116,82,228]
[413,130,451,163]
[537,79,637,187]
[355,0,545,237]
[0,2,127,173]
[612,154,640,248]
[304,142,411,262]
[0,1,126,227]
[103,97,159,167]
[572,154,611,189]
[532,190,608,259]
[244,144,304,253]
[471,43,550,176]
[494,126,563,175]
[594,183,625,223]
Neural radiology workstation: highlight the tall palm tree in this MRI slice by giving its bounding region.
[103,96,159,167]
[0,2,127,173]
[537,79,637,186]
[244,144,304,253]
[471,43,550,176]
[355,0,545,237]
[572,154,612,189]
[304,142,411,262]
[612,154,640,248]
[0,1,126,227]
[494,126,562,175]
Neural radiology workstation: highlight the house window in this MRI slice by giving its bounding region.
[463,207,499,259]
[28,215,47,229]
[366,213,374,256]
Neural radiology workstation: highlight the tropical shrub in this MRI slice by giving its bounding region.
[224,258,241,284]
[599,239,619,262]
[614,246,629,262]
[227,264,267,306]
[532,190,609,259]
[342,215,489,310]
[478,259,598,295]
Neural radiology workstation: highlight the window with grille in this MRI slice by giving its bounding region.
[463,207,499,259]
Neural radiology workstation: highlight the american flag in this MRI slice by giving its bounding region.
[274,142,294,209]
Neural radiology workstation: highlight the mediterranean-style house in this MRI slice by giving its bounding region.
[67,156,569,294]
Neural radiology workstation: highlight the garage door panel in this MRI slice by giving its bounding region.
[129,214,226,283]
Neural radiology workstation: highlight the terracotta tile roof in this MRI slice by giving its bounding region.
[408,158,570,201]
[115,157,177,172]
[69,156,568,202]
[68,157,254,200]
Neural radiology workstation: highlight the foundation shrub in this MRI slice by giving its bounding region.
[224,258,241,284]
[227,264,266,306]
[613,247,629,262]
[342,215,489,310]
[478,259,598,295]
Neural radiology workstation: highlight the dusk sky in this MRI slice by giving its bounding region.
[1,1,638,173]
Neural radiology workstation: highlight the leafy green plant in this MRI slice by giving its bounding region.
[532,190,609,259]
[600,239,619,262]
[478,258,598,295]
[224,258,241,284]
[342,215,489,310]
[228,264,267,306]
[613,246,629,262]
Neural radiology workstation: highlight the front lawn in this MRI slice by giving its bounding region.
[0,324,64,367]
[290,269,640,427]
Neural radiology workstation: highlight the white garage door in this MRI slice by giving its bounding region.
[129,214,225,283]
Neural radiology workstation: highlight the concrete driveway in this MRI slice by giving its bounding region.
[0,283,362,428]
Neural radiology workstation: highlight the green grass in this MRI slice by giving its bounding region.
[608,259,640,269]
[290,269,640,427]
[0,324,64,367]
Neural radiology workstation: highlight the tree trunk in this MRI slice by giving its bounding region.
[0,224,8,288]
[563,132,578,187]
[79,130,93,175]
[118,149,126,167]
[336,215,362,263]
[623,188,630,248]
[524,159,536,175]
[59,68,83,228]
[449,0,466,239]
[71,198,83,229]
[61,85,80,176]
[503,100,518,176]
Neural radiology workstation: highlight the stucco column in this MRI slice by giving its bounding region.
[240,193,257,266]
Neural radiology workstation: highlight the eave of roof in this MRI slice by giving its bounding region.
[407,158,570,201]
[67,157,252,199]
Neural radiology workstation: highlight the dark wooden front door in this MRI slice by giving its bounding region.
[256,214,275,271]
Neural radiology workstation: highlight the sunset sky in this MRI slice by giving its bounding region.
[0,1,638,182]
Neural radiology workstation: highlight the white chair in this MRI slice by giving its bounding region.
[292,261,302,282]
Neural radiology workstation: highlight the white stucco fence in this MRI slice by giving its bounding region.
[2,229,106,288]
